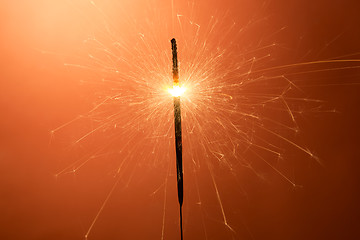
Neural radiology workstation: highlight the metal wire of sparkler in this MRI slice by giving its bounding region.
[171,38,184,240]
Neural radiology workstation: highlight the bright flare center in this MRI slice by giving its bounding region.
[168,85,186,97]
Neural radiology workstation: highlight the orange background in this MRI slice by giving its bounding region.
[1,0,360,239]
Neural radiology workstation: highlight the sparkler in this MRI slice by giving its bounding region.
[49,1,360,239]
[171,38,184,240]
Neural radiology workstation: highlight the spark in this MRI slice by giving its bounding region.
[168,85,187,97]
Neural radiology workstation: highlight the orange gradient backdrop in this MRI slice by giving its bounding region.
[1,1,360,240]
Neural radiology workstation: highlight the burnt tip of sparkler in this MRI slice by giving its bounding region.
[171,38,179,82]
[171,38,177,50]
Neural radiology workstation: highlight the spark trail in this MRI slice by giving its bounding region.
[49,1,360,239]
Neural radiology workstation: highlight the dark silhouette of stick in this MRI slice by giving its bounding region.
[171,38,183,240]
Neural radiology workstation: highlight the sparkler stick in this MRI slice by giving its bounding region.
[171,38,184,240]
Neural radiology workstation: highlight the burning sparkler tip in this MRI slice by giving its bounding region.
[168,85,186,97]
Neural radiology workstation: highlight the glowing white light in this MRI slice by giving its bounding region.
[168,85,186,97]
